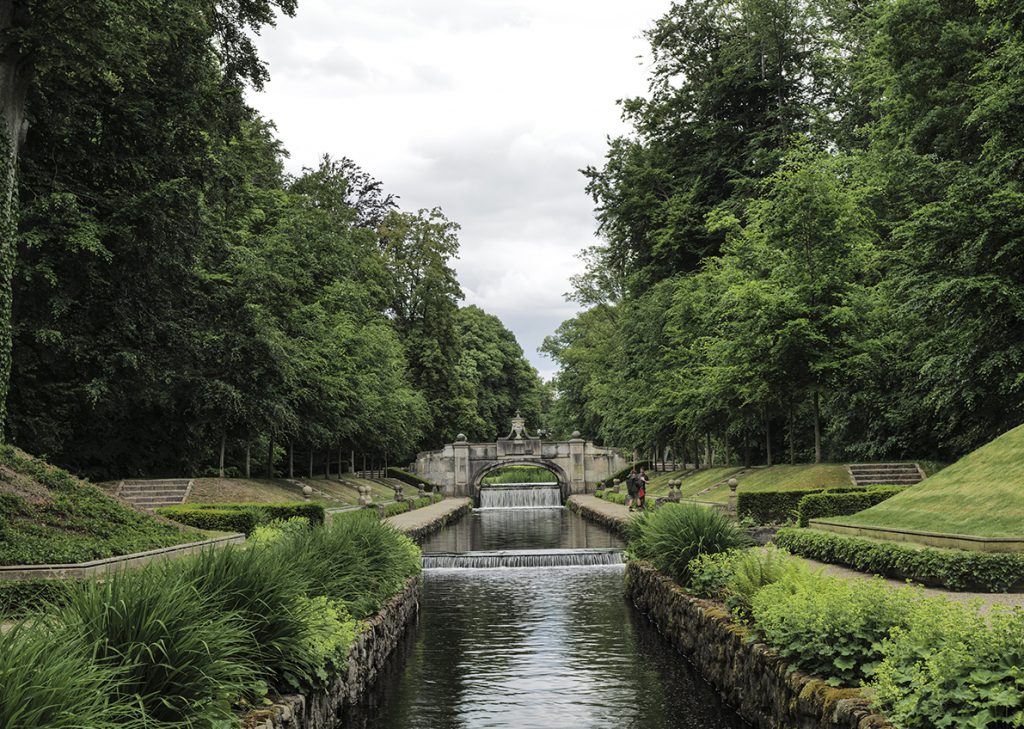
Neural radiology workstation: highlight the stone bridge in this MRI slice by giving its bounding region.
[413,415,628,500]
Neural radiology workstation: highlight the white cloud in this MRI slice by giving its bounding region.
[250,0,670,380]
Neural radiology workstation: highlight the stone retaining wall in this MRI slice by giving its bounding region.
[626,562,892,729]
[243,576,421,729]
[565,497,629,539]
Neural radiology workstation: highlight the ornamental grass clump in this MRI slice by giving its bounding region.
[871,601,1024,728]
[55,566,254,728]
[178,541,327,695]
[626,503,752,584]
[275,510,421,619]
[751,571,920,686]
[0,620,133,729]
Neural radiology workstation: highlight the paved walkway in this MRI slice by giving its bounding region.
[569,495,1024,612]
[386,497,469,534]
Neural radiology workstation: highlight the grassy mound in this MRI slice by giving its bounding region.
[701,463,852,502]
[831,423,1024,538]
[0,446,202,565]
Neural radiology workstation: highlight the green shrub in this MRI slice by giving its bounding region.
[627,503,752,584]
[156,502,324,535]
[56,567,254,727]
[687,549,744,601]
[872,602,1024,728]
[386,467,443,492]
[797,488,905,527]
[384,501,411,517]
[687,545,807,617]
[737,488,824,524]
[773,528,1024,591]
[0,578,73,615]
[751,572,920,686]
[177,543,324,694]
[156,505,258,534]
[248,516,312,547]
[601,491,628,505]
[0,620,133,728]
[273,512,421,619]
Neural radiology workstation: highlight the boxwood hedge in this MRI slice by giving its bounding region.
[796,487,905,527]
[156,502,324,535]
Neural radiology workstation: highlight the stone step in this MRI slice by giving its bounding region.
[853,477,922,485]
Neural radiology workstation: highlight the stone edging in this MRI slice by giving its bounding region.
[243,575,422,729]
[399,498,473,544]
[0,533,245,581]
[565,496,629,539]
[626,562,893,729]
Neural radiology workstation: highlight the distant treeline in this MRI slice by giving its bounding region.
[1,1,545,479]
[544,0,1024,464]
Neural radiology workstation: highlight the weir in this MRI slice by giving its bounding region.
[421,547,624,569]
[478,483,562,509]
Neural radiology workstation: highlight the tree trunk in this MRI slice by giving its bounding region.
[705,432,712,467]
[308,449,313,479]
[245,444,251,479]
[325,449,330,479]
[789,404,796,464]
[724,435,731,467]
[267,438,274,478]
[813,389,822,464]
[0,1,32,436]
[218,435,226,478]
[338,446,343,479]
[765,416,773,467]
[350,449,355,474]
[742,438,749,468]
[288,442,294,479]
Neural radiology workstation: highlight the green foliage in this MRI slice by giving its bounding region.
[774,528,1024,592]
[383,501,411,517]
[599,461,651,489]
[872,603,1024,728]
[177,542,326,694]
[386,467,442,491]
[0,620,133,729]
[0,446,199,566]
[0,578,71,615]
[273,512,420,619]
[55,567,254,727]
[737,488,826,525]
[155,501,324,535]
[481,465,558,484]
[247,516,312,547]
[687,545,807,617]
[751,572,920,686]
[797,487,905,527]
[626,503,752,584]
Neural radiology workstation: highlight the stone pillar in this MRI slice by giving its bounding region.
[728,478,739,518]
[568,431,586,494]
[452,434,470,497]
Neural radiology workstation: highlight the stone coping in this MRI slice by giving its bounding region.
[0,533,245,581]
[810,520,1024,553]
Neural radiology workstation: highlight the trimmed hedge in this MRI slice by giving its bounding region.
[773,528,1024,592]
[599,460,651,489]
[797,487,905,527]
[386,467,443,492]
[156,502,324,535]
[737,489,823,524]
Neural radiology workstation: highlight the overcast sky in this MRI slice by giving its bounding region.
[249,0,670,379]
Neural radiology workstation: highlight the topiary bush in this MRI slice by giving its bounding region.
[796,488,905,526]
[627,503,753,584]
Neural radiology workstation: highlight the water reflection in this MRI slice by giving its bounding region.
[346,567,746,729]
[419,507,625,554]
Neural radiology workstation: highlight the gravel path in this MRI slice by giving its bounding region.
[569,495,1024,612]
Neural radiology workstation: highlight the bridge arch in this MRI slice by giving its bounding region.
[471,459,571,504]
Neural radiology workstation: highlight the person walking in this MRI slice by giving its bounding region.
[625,466,639,511]
[636,466,650,510]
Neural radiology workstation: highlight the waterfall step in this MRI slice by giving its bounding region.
[421,548,624,569]
[478,483,562,509]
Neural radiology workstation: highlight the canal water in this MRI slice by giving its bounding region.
[345,506,746,729]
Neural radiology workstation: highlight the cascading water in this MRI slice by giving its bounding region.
[478,483,562,509]
[421,547,624,569]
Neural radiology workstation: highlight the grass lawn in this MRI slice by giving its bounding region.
[644,467,744,500]
[702,463,853,502]
[832,424,1024,538]
[187,475,413,507]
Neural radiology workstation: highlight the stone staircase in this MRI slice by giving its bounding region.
[847,463,925,487]
[116,479,192,510]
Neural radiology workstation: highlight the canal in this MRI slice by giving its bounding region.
[346,505,746,729]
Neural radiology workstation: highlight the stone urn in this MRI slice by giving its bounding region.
[302,484,313,500]
[358,483,372,507]
[611,478,621,494]
[393,483,406,503]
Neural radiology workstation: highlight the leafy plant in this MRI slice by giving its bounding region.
[55,567,254,727]
[626,503,752,584]
[872,602,1024,728]
[0,620,134,729]
[751,571,919,685]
